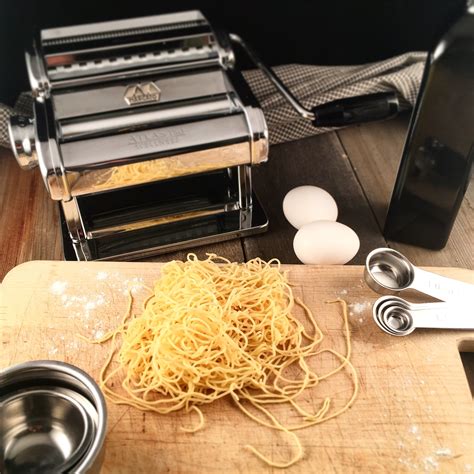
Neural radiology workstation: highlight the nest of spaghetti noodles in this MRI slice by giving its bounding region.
[93,254,358,468]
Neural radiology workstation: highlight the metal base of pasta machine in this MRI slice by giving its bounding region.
[59,192,268,261]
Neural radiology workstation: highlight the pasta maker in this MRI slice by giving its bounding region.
[8,11,269,260]
[9,10,399,261]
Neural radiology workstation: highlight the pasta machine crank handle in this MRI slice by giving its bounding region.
[228,33,399,127]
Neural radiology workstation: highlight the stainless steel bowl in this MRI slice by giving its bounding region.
[2,388,94,472]
[0,360,107,473]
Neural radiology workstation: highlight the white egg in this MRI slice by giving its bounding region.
[293,220,360,265]
[283,186,338,229]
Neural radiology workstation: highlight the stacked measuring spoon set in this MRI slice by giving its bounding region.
[364,248,474,337]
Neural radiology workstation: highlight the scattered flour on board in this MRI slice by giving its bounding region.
[51,273,145,316]
[46,272,148,356]
[94,271,145,296]
[122,276,145,296]
[48,347,59,356]
[348,301,371,323]
[398,449,455,473]
[50,281,68,295]
[398,424,458,472]
[398,458,422,470]
[422,457,439,471]
[349,301,370,315]
[58,294,107,316]
[435,448,452,457]
[409,424,422,441]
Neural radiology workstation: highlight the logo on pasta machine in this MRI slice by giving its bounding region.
[124,82,161,106]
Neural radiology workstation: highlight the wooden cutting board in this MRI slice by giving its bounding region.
[1,261,473,473]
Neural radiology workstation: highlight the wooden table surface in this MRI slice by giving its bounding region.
[0,113,472,281]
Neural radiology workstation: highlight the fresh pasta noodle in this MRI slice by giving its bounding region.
[89,254,358,468]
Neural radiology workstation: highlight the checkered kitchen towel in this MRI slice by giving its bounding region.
[0,51,426,149]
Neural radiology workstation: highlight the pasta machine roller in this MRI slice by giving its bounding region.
[8,11,269,260]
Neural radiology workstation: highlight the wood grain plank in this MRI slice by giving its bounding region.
[243,132,387,264]
[0,149,63,279]
[337,115,474,269]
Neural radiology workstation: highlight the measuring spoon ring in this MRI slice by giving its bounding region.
[365,248,474,304]
[375,303,474,336]
[372,296,456,336]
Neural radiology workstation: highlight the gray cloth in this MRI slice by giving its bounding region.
[0,52,426,149]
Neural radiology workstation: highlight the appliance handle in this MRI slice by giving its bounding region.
[228,33,314,120]
[228,33,399,127]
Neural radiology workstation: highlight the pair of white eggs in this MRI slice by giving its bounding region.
[283,186,360,265]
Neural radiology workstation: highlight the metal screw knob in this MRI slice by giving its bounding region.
[8,115,38,170]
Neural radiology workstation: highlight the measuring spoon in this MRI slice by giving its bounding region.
[365,248,474,303]
[375,303,474,336]
[372,296,454,336]
[372,295,473,336]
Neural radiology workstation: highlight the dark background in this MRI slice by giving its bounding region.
[0,0,466,105]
